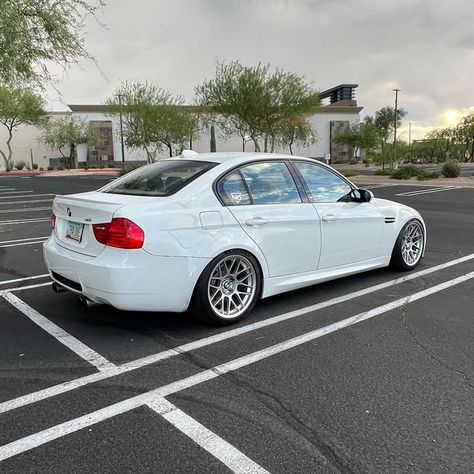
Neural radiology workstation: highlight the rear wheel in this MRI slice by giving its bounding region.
[390,219,424,271]
[193,250,261,325]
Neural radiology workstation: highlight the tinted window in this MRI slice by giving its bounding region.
[294,162,351,203]
[101,160,216,196]
[217,171,251,206]
[239,162,301,205]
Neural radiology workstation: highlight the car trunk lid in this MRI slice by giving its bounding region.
[52,192,145,257]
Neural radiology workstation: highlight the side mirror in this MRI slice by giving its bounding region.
[350,188,373,203]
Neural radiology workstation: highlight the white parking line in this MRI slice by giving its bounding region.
[1,282,52,293]
[0,274,49,286]
[2,292,115,372]
[365,183,399,190]
[396,187,460,197]
[0,240,48,248]
[0,207,51,214]
[0,199,53,205]
[0,218,50,225]
[0,271,471,462]
[0,252,472,415]
[0,191,34,196]
[0,236,48,245]
[0,188,17,192]
[147,397,269,474]
[0,193,54,200]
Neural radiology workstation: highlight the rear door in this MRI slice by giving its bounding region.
[217,161,321,277]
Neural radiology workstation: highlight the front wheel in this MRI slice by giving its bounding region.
[193,250,261,325]
[390,219,425,271]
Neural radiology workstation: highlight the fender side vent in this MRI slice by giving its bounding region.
[384,217,396,224]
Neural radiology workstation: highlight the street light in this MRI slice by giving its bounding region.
[117,93,125,167]
[393,88,402,170]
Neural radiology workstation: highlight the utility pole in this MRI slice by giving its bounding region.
[393,88,402,170]
[408,121,412,163]
[117,93,125,167]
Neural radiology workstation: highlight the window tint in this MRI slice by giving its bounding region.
[294,162,352,203]
[240,162,301,205]
[100,160,216,196]
[217,171,251,206]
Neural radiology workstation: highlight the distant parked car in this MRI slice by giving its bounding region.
[44,152,426,324]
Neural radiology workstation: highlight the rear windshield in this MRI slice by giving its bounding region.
[100,160,217,196]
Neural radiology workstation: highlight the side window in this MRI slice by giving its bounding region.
[294,162,352,203]
[217,171,251,206]
[240,162,302,205]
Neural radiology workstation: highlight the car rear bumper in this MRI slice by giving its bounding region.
[43,236,210,312]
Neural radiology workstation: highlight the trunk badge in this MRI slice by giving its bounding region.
[67,208,72,217]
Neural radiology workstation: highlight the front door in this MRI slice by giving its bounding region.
[292,161,383,270]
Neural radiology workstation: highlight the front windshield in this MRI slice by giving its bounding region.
[100,160,217,196]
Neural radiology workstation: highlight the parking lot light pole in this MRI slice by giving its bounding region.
[393,88,402,170]
[117,93,125,167]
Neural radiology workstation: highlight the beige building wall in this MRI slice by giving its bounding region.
[0,105,362,169]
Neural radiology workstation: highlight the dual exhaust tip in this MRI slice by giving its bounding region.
[52,281,98,308]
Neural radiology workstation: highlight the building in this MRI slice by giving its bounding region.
[0,84,362,170]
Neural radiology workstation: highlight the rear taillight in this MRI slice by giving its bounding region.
[51,214,56,230]
[92,218,144,249]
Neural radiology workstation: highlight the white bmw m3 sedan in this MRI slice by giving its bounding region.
[44,152,426,324]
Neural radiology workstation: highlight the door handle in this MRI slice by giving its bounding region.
[245,217,269,226]
[322,214,336,222]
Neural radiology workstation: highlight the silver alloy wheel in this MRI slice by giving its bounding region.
[401,221,424,266]
[207,255,257,319]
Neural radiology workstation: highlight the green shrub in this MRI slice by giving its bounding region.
[374,169,392,176]
[349,158,358,165]
[32,163,39,170]
[14,160,27,170]
[47,166,54,171]
[390,165,428,180]
[57,166,64,171]
[343,171,359,177]
[39,167,44,171]
[441,160,461,178]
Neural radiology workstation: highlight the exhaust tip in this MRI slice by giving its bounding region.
[78,295,100,309]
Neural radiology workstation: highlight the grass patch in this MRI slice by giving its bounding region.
[343,171,359,177]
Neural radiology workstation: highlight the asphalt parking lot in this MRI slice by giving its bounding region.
[0,175,472,473]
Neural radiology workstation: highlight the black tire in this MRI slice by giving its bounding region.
[192,249,261,325]
[390,219,425,271]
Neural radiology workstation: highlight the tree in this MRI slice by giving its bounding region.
[195,61,319,152]
[455,113,474,162]
[40,116,98,169]
[334,121,379,161]
[0,0,104,86]
[0,85,47,170]
[106,82,195,161]
[277,117,316,155]
[374,106,407,169]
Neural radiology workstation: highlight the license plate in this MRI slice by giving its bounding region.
[66,221,84,242]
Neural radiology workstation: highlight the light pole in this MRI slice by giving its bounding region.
[393,88,402,170]
[117,93,125,167]
[408,121,412,163]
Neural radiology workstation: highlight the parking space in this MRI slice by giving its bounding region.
[0,175,472,473]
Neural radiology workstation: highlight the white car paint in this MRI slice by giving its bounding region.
[43,152,426,313]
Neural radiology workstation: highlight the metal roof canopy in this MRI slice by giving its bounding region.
[319,84,358,104]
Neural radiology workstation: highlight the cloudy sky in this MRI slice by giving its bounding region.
[46,0,474,139]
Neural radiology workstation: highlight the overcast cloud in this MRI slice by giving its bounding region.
[46,0,474,139]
